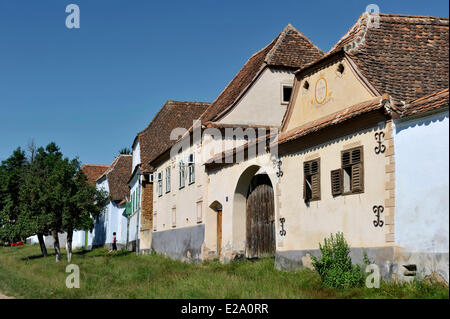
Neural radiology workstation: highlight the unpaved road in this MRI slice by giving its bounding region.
[0,291,13,299]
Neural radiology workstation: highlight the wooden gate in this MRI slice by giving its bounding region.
[246,184,275,258]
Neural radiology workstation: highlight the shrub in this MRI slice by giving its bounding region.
[310,232,364,289]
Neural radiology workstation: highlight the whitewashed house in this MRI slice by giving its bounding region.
[92,154,132,249]
[149,24,324,262]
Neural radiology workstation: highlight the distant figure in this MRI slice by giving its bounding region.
[112,232,117,251]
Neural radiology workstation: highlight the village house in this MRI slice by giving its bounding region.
[93,154,132,250]
[129,100,210,253]
[273,13,448,282]
[147,12,448,284]
[149,24,324,262]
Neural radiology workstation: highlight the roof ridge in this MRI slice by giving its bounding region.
[97,154,128,182]
[266,24,324,64]
[137,100,212,139]
[379,13,449,21]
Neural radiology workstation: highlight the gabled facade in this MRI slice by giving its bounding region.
[150,24,324,262]
[275,13,449,282]
[93,154,132,250]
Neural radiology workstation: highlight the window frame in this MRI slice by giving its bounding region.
[303,158,321,202]
[179,160,185,189]
[281,84,293,105]
[165,166,171,193]
[188,153,195,185]
[340,146,364,196]
[157,171,163,197]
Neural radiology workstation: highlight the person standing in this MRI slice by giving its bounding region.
[112,232,117,251]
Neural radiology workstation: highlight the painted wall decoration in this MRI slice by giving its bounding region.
[374,131,386,154]
[373,205,384,227]
[314,77,327,104]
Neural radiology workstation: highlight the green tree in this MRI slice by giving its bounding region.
[17,142,108,262]
[61,162,108,262]
[118,147,131,155]
[0,148,28,244]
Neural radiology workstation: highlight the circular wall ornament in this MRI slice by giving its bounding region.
[315,77,327,104]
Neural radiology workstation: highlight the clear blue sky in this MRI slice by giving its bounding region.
[0,0,448,165]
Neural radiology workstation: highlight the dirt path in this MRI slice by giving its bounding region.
[0,291,13,299]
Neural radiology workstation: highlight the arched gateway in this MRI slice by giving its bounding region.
[233,165,275,259]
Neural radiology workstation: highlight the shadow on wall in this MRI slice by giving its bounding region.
[92,214,106,247]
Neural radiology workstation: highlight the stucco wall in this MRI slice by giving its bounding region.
[152,224,205,263]
[132,141,141,173]
[393,111,449,281]
[278,123,391,252]
[206,153,278,262]
[285,58,374,131]
[394,111,449,253]
[218,67,294,127]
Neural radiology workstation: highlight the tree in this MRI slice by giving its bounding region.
[118,147,131,155]
[0,148,28,244]
[61,161,108,262]
[29,142,108,262]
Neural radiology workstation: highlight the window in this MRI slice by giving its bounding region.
[157,172,163,197]
[165,167,171,193]
[303,158,321,202]
[331,146,364,196]
[337,63,345,74]
[188,153,195,184]
[179,160,185,189]
[281,84,293,104]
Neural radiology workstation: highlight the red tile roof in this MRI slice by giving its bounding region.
[137,100,210,173]
[81,164,109,186]
[400,88,449,118]
[200,24,324,122]
[328,13,449,103]
[278,95,391,145]
[98,155,132,202]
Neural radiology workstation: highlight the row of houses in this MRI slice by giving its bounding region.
[41,12,450,283]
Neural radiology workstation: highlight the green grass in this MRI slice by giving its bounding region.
[0,244,448,299]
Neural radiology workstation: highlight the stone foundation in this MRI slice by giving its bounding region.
[151,224,205,263]
[275,247,449,283]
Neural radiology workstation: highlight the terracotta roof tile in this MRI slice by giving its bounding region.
[81,164,109,186]
[200,24,324,122]
[138,101,210,172]
[329,13,449,102]
[400,88,449,117]
[278,95,390,145]
[99,155,132,202]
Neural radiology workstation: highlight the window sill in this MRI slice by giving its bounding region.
[342,191,364,196]
[304,198,321,203]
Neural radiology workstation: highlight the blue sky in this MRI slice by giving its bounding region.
[0,0,448,165]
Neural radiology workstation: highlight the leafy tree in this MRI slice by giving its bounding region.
[29,143,108,262]
[16,142,108,262]
[0,148,27,244]
[61,162,108,262]
[118,147,131,155]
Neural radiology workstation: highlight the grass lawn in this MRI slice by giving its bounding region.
[0,244,448,299]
